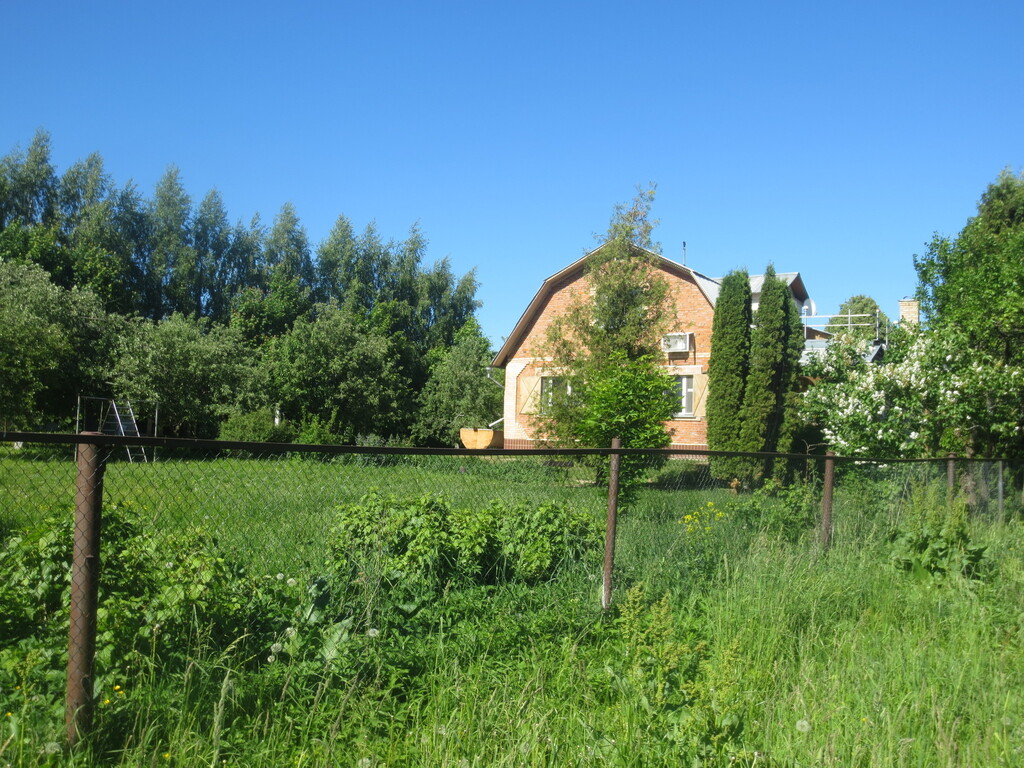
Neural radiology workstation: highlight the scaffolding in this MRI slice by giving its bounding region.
[802,310,891,342]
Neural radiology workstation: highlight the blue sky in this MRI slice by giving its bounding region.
[3,0,1021,346]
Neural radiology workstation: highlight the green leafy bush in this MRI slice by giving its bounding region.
[295,415,346,446]
[0,504,299,723]
[218,407,296,444]
[890,483,988,580]
[328,492,600,591]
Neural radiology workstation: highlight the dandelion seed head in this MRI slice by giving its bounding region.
[366,628,380,638]
[796,719,812,733]
[270,642,283,654]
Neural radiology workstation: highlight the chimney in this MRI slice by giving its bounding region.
[898,299,920,326]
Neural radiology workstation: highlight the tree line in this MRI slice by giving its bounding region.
[0,131,500,443]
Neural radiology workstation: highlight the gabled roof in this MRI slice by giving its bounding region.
[490,243,811,368]
[490,243,720,368]
[707,271,808,305]
[742,271,809,304]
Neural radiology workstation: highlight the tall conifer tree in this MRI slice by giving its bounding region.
[737,265,803,480]
[706,268,752,479]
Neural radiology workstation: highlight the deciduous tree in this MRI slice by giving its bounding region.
[148,166,195,317]
[266,304,412,441]
[0,258,122,429]
[265,203,315,292]
[827,294,889,340]
[414,319,502,446]
[192,189,232,320]
[111,314,253,438]
[0,130,57,228]
[895,168,1024,459]
[539,187,676,489]
[915,169,1024,366]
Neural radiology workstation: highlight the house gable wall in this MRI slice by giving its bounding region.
[501,261,715,449]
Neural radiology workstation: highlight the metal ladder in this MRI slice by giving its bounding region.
[103,400,148,463]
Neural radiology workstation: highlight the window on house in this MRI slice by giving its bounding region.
[672,375,694,418]
[540,376,570,413]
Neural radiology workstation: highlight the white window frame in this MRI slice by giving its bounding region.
[672,374,694,418]
[539,376,570,413]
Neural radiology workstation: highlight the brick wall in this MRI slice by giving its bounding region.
[501,260,716,449]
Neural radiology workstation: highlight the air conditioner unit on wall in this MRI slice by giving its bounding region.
[662,333,692,353]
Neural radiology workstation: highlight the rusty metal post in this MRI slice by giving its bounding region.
[66,434,106,747]
[820,450,835,550]
[997,460,1005,523]
[947,453,956,503]
[602,437,622,611]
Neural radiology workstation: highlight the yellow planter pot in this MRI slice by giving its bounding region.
[459,428,504,450]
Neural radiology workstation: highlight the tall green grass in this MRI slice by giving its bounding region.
[2,453,1022,766]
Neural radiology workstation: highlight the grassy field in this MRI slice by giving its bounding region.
[1,448,1022,766]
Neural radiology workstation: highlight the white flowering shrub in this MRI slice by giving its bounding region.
[802,328,1024,458]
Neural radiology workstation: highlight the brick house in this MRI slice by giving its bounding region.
[490,244,811,449]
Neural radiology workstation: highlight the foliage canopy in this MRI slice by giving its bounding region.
[538,187,676,489]
[0,130,490,441]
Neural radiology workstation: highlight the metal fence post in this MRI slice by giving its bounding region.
[820,450,835,550]
[66,433,106,747]
[947,453,956,503]
[602,437,622,611]
[997,460,1005,523]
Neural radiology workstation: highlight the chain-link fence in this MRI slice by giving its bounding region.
[2,432,1022,749]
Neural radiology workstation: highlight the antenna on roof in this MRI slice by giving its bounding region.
[682,241,687,265]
